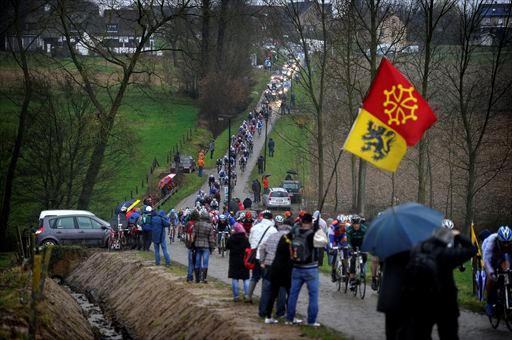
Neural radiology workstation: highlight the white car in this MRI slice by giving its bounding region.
[263,188,292,209]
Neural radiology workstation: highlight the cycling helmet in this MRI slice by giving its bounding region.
[121,206,127,212]
[442,219,454,230]
[337,214,346,222]
[351,215,361,224]
[245,211,252,219]
[275,215,284,223]
[497,226,512,242]
[145,206,152,213]
[219,214,227,221]
[262,210,273,219]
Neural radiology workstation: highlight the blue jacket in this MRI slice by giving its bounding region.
[141,213,153,232]
[151,211,170,244]
[128,211,141,224]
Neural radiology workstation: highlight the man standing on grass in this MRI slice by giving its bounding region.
[209,140,215,159]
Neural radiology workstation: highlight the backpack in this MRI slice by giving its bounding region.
[185,221,195,249]
[402,241,442,306]
[290,228,314,264]
[141,214,152,231]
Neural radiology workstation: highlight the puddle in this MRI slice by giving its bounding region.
[56,279,124,340]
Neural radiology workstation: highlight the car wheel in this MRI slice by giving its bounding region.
[42,239,57,246]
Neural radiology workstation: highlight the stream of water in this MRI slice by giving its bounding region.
[56,280,124,340]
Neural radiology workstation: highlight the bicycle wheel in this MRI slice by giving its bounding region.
[504,287,512,331]
[221,237,225,257]
[359,266,367,299]
[335,259,343,292]
[107,235,113,251]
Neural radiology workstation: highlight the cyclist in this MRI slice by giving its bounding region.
[483,225,512,316]
[168,209,179,242]
[257,119,263,136]
[346,215,368,289]
[217,214,231,254]
[328,219,348,282]
[241,211,254,234]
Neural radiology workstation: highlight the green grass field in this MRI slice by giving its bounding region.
[250,115,310,188]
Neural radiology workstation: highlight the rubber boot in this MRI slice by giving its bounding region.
[201,268,208,283]
[247,280,257,303]
[194,269,201,283]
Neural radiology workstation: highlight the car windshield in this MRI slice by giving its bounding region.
[283,183,299,190]
[270,191,288,198]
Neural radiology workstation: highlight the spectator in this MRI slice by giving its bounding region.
[252,179,261,203]
[226,223,251,302]
[185,210,199,282]
[209,140,215,159]
[286,213,321,326]
[141,206,153,251]
[268,138,275,157]
[198,149,205,161]
[259,215,290,323]
[197,157,204,177]
[192,211,216,283]
[262,176,269,194]
[151,210,171,266]
[247,210,277,303]
[403,228,476,339]
[243,197,252,209]
[174,152,181,173]
[257,156,265,174]
[376,251,410,339]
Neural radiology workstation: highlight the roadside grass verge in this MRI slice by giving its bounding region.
[249,115,310,191]
[135,251,346,339]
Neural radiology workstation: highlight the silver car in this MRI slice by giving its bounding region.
[263,188,292,209]
[35,213,110,247]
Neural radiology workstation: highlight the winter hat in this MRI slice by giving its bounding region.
[233,223,245,234]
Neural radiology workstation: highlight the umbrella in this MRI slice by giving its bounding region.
[362,202,443,260]
[475,264,486,301]
[159,173,176,189]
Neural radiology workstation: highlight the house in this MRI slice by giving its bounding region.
[3,0,160,56]
[379,15,407,50]
[477,1,511,46]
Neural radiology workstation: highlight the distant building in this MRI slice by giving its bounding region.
[4,0,160,56]
[379,15,407,49]
[477,1,511,46]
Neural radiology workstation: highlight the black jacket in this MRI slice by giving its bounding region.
[377,251,410,314]
[226,233,250,280]
[428,234,476,315]
[269,235,293,289]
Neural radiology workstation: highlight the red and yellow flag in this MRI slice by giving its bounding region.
[343,58,437,172]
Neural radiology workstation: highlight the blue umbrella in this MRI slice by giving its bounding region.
[362,202,443,259]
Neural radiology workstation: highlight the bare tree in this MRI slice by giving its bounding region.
[54,0,190,209]
[0,0,40,249]
[444,0,512,231]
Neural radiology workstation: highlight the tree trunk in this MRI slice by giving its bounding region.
[201,0,211,77]
[0,0,32,250]
[464,153,476,234]
[317,117,324,207]
[216,0,230,69]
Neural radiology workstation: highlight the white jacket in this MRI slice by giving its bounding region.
[249,218,276,260]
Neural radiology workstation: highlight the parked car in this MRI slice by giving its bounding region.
[263,188,292,209]
[281,180,302,203]
[35,211,110,247]
[170,155,196,173]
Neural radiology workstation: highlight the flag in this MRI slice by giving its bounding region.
[470,222,483,268]
[343,108,407,172]
[344,58,437,172]
[362,58,437,146]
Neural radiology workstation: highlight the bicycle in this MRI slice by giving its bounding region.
[331,246,349,292]
[218,231,230,257]
[346,248,367,299]
[108,224,127,251]
[488,268,512,331]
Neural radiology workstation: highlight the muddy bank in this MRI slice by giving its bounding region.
[67,252,311,339]
[0,267,94,339]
